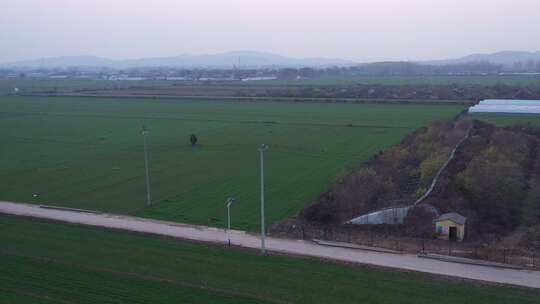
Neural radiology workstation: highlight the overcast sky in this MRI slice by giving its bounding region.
[1,0,539,64]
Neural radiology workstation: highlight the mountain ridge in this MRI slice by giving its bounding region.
[0,51,356,69]
[3,50,540,69]
[424,50,540,66]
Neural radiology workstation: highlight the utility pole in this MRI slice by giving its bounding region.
[259,144,269,254]
[142,126,151,206]
[226,197,235,246]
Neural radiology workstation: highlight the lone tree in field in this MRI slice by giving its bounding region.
[190,134,198,146]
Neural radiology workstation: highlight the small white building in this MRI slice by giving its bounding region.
[434,212,466,242]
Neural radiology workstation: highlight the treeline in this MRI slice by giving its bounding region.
[145,61,536,80]
[280,61,540,79]
[4,60,540,80]
[511,60,540,72]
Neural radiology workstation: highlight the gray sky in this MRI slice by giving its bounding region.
[1,0,539,64]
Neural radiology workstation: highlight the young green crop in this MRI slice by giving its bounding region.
[469,113,540,126]
[0,96,464,230]
[1,216,538,304]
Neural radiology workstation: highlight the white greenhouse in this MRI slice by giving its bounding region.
[348,206,411,225]
[469,99,540,114]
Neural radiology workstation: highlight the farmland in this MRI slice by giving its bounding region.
[1,215,538,304]
[3,75,540,103]
[470,113,540,126]
[258,74,540,86]
[0,96,464,230]
[0,78,174,95]
[1,74,539,97]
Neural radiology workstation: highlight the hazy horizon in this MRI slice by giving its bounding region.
[2,0,539,64]
[3,49,540,64]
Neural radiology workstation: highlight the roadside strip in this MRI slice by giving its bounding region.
[1,201,539,289]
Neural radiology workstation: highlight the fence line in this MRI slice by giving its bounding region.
[272,224,537,269]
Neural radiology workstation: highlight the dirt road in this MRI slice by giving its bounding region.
[1,201,539,289]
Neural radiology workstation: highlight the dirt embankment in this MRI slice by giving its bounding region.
[272,118,540,250]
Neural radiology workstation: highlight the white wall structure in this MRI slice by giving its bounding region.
[348,206,411,225]
[469,99,540,114]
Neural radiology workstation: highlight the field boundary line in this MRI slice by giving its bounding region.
[0,287,76,304]
[32,92,476,105]
[39,205,102,214]
[417,253,523,270]
[0,110,415,129]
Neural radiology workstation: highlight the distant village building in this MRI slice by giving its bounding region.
[48,75,68,79]
[241,76,277,82]
[165,76,189,81]
[108,75,146,81]
[434,212,466,242]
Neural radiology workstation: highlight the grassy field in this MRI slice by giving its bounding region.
[0,96,464,230]
[1,215,538,304]
[470,113,540,126]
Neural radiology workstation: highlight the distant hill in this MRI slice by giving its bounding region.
[425,51,540,67]
[5,50,539,70]
[1,51,356,69]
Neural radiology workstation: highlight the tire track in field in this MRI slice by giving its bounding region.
[3,135,374,161]
[0,110,412,129]
[0,287,76,304]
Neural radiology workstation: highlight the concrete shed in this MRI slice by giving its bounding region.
[434,212,466,242]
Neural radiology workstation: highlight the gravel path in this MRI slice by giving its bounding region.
[1,201,539,289]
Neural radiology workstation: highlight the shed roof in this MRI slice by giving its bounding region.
[435,212,466,225]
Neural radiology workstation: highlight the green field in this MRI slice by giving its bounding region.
[0,96,464,230]
[470,113,540,126]
[1,215,538,304]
